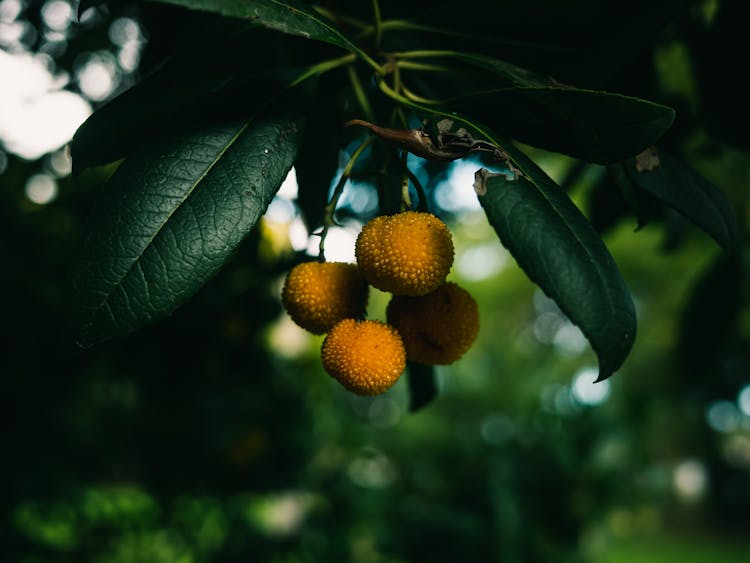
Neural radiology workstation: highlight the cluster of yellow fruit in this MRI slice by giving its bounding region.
[281,211,479,396]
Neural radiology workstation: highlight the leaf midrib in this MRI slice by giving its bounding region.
[486,164,624,339]
[467,118,628,349]
[630,155,734,249]
[446,87,672,115]
[270,0,372,62]
[82,121,250,334]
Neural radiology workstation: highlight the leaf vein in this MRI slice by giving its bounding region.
[84,121,250,329]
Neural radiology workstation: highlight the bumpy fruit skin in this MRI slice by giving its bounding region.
[281,262,368,334]
[355,211,454,296]
[387,282,479,365]
[321,319,406,395]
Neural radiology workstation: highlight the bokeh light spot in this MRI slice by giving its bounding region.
[571,367,611,406]
[533,311,565,344]
[456,242,507,281]
[75,51,119,101]
[0,0,23,23]
[552,322,587,355]
[480,414,516,445]
[347,448,397,488]
[108,17,141,46]
[434,159,482,213]
[307,223,358,262]
[0,50,91,159]
[47,147,71,176]
[673,459,708,503]
[737,384,750,417]
[266,316,310,359]
[342,180,377,214]
[706,400,740,433]
[25,173,57,204]
[41,0,72,32]
[288,217,309,251]
[368,397,402,428]
[276,166,298,199]
[264,197,296,224]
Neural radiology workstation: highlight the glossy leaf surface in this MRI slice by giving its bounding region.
[476,160,636,380]
[72,104,303,346]
[624,150,737,251]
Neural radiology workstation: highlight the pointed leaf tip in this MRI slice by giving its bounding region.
[407,362,438,412]
[624,149,738,252]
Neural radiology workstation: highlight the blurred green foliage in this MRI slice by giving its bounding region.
[3,170,749,562]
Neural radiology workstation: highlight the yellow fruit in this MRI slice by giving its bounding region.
[281,261,368,334]
[321,319,406,395]
[386,282,479,365]
[355,211,454,296]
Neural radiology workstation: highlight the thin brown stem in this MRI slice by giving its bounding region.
[400,150,411,211]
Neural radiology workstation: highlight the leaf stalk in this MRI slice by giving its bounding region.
[319,135,375,260]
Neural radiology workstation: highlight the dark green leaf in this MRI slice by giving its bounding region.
[295,77,343,230]
[446,87,674,163]
[407,362,437,412]
[677,256,742,386]
[623,150,737,251]
[401,50,674,162]
[474,151,636,381]
[71,99,304,346]
[152,0,365,56]
[476,163,635,380]
[425,52,550,89]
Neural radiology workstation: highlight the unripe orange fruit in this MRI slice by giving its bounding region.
[321,319,406,395]
[355,211,454,296]
[281,261,368,334]
[387,282,479,365]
